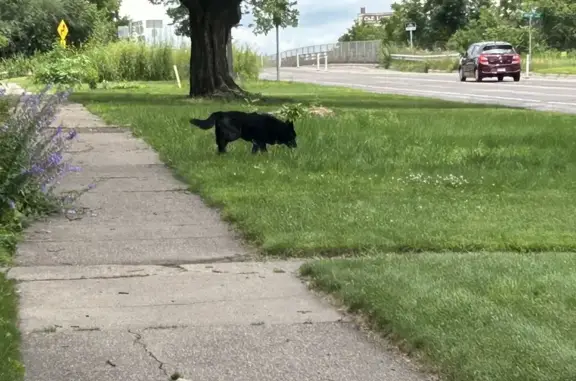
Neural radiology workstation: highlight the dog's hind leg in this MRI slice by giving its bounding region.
[251,142,259,154]
[215,124,229,154]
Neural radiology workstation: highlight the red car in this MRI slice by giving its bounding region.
[458,41,521,82]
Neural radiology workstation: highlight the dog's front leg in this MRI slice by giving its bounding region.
[217,139,228,154]
[251,141,259,154]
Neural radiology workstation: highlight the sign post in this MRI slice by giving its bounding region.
[405,22,416,51]
[522,9,541,77]
[57,20,68,48]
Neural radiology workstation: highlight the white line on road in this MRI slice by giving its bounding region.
[287,78,576,106]
[288,70,576,92]
[368,79,576,100]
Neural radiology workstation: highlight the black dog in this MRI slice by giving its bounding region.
[190,111,297,154]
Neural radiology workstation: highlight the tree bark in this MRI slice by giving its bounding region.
[183,0,243,97]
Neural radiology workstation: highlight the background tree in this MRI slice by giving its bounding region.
[338,20,387,42]
[249,0,299,80]
[0,0,105,58]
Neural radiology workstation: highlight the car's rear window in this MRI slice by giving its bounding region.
[482,44,515,54]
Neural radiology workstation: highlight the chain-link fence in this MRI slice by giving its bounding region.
[265,40,382,67]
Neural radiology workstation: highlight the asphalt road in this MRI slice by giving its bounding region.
[261,65,576,114]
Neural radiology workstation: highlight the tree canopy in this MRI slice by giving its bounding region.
[0,0,124,58]
[338,0,576,52]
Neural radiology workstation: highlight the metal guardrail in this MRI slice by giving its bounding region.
[390,53,460,61]
[265,40,460,67]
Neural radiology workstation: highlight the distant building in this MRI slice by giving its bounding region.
[356,7,393,25]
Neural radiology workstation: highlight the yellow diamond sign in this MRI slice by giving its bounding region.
[57,20,68,40]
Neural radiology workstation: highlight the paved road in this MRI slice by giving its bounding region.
[261,65,576,114]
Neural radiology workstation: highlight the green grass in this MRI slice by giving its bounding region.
[0,87,23,381]
[530,53,576,74]
[300,253,576,381]
[0,249,23,381]
[536,66,576,75]
[70,80,576,255]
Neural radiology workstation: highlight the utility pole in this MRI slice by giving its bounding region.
[523,8,540,77]
[275,24,280,81]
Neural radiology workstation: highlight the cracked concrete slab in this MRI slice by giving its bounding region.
[67,131,150,150]
[22,330,166,381]
[9,264,187,282]
[64,148,162,166]
[52,104,110,128]
[16,262,340,332]
[16,236,247,266]
[134,323,433,381]
[54,175,188,193]
[24,221,234,242]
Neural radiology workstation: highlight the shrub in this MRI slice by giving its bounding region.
[32,46,98,88]
[0,54,37,79]
[0,86,79,236]
[233,44,260,81]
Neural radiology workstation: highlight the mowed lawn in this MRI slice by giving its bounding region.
[301,252,576,381]
[0,248,22,381]
[70,80,576,381]
[72,80,576,255]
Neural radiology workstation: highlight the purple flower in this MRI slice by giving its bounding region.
[47,152,63,167]
[67,129,77,140]
[2,85,77,214]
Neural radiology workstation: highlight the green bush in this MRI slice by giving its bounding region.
[32,45,98,88]
[0,86,78,261]
[233,44,260,81]
[0,54,37,78]
[390,59,429,73]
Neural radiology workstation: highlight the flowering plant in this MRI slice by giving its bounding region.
[0,85,79,228]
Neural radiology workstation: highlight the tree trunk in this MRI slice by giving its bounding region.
[184,0,243,97]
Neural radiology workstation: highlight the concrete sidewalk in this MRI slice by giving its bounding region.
[8,102,433,381]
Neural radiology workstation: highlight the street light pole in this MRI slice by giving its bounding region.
[527,12,533,77]
[275,24,280,81]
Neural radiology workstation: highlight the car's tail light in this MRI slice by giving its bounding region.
[479,55,489,64]
[512,54,521,64]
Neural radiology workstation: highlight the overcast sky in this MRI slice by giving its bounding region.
[119,0,395,54]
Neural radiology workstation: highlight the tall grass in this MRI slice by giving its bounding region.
[0,40,261,83]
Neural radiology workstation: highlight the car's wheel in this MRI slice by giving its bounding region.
[512,73,520,82]
[459,67,466,82]
[474,67,483,82]
[497,75,504,82]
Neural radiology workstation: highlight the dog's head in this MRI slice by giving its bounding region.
[282,120,297,148]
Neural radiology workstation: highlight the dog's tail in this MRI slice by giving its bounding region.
[190,112,221,130]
